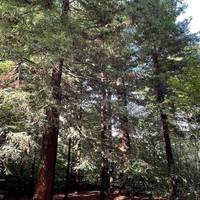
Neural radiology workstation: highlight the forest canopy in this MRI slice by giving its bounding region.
[0,0,199,200]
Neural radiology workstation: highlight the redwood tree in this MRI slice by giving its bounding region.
[33,0,70,198]
[33,60,63,200]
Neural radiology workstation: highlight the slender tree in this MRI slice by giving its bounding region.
[128,0,196,198]
[153,53,174,170]
[64,137,72,200]
[117,77,130,161]
[99,73,108,200]
[152,53,176,199]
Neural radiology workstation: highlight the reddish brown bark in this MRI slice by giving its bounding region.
[33,60,63,200]
[33,0,68,197]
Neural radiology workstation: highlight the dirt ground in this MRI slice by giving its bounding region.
[8,191,168,200]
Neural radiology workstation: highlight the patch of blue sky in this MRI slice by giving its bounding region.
[177,0,200,33]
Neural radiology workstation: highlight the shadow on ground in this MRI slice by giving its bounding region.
[8,191,168,200]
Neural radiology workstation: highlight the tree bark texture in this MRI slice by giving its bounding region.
[33,60,63,200]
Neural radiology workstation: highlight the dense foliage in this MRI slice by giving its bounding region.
[0,0,199,199]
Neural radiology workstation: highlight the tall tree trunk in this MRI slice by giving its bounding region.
[153,53,174,170]
[153,53,176,200]
[33,60,63,200]
[106,89,112,194]
[75,143,81,193]
[64,137,72,200]
[33,0,69,198]
[74,105,82,193]
[100,82,107,200]
[116,77,130,161]
[99,73,112,199]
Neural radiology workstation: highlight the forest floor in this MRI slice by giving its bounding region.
[8,191,168,200]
